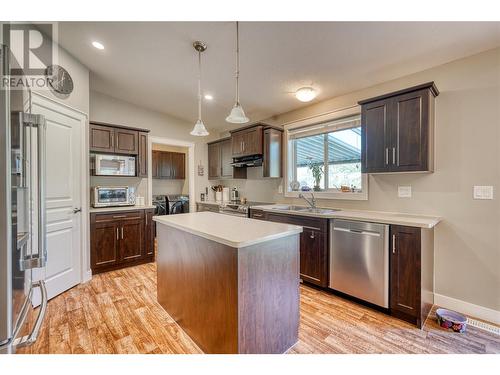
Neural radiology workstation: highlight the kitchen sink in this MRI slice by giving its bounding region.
[268,205,340,215]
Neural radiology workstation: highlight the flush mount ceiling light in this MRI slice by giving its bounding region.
[226,22,249,124]
[92,41,105,50]
[190,41,210,137]
[295,87,317,102]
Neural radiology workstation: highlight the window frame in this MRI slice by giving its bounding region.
[283,106,368,201]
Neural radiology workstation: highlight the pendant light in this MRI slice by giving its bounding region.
[190,41,209,136]
[226,22,249,124]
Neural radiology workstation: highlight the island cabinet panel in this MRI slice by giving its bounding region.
[253,210,329,287]
[155,222,300,354]
[359,82,438,173]
[90,209,154,274]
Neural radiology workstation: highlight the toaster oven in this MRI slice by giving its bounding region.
[91,186,136,208]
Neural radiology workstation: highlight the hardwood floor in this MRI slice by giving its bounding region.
[17,262,500,354]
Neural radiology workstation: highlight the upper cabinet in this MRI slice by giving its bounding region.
[263,128,282,178]
[137,132,148,178]
[152,150,185,180]
[114,128,139,155]
[231,125,263,157]
[359,82,438,173]
[208,138,247,180]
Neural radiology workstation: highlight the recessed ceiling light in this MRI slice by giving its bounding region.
[295,87,317,102]
[204,94,213,100]
[92,41,105,50]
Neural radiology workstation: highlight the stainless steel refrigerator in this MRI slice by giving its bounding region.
[0,37,48,353]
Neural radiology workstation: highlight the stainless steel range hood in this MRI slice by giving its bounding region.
[231,155,263,168]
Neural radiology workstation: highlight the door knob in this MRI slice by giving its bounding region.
[73,208,82,214]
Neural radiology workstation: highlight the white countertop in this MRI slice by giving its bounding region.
[89,205,156,213]
[153,211,303,248]
[251,204,441,229]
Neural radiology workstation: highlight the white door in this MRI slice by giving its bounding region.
[31,93,86,302]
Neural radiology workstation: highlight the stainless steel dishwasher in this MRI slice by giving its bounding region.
[329,219,389,308]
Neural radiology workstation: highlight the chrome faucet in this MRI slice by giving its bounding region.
[298,192,316,209]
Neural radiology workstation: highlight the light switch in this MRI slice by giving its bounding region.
[473,186,494,200]
[398,186,412,198]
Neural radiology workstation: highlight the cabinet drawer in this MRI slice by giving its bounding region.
[265,212,328,233]
[249,209,267,220]
[91,210,144,223]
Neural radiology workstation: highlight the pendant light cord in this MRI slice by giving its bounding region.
[235,21,240,105]
[198,49,202,121]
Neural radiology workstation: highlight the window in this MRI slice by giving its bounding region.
[286,114,367,200]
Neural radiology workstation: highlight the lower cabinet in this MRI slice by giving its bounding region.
[90,209,155,274]
[249,209,329,287]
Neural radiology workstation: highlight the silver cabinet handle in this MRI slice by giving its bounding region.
[392,147,396,165]
[121,227,124,239]
[385,148,389,165]
[392,234,396,254]
[310,232,315,239]
[253,213,263,218]
[112,215,127,219]
[116,227,119,240]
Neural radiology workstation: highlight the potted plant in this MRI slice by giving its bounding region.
[308,161,324,191]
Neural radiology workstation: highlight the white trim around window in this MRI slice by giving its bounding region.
[283,105,368,201]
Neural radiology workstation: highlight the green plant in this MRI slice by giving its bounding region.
[308,161,324,190]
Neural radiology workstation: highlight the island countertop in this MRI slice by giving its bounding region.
[153,211,303,248]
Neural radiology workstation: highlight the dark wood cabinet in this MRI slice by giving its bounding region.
[152,151,185,180]
[359,82,438,173]
[231,125,263,157]
[90,209,155,274]
[137,132,148,177]
[114,128,139,155]
[208,138,247,180]
[145,209,155,257]
[390,225,434,328]
[89,122,149,177]
[89,123,115,153]
[251,209,329,287]
[263,128,283,178]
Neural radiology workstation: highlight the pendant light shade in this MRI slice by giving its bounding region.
[226,22,249,124]
[190,41,209,137]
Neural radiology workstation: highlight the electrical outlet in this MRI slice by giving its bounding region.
[278,184,283,194]
[473,186,494,200]
[398,186,412,198]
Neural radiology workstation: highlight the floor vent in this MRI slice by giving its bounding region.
[466,318,500,335]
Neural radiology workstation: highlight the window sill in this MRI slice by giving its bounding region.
[284,190,368,201]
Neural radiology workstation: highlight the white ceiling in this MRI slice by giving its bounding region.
[59,22,500,131]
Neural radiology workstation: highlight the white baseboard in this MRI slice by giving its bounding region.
[82,269,92,283]
[434,293,500,325]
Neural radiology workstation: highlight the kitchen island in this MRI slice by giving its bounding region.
[153,212,303,354]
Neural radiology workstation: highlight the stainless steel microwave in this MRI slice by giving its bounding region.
[91,186,136,208]
[93,154,136,176]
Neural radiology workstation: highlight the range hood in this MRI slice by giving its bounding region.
[231,155,263,167]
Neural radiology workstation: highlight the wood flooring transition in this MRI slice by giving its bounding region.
[17,262,500,354]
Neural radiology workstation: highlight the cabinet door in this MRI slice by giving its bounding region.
[145,209,155,258]
[208,142,221,179]
[171,152,185,179]
[119,218,144,262]
[137,132,148,177]
[114,128,139,155]
[159,152,172,179]
[242,126,263,156]
[263,128,282,178]
[152,150,160,178]
[220,139,233,178]
[300,228,326,286]
[361,98,391,173]
[91,221,119,269]
[89,124,115,153]
[390,225,421,319]
[392,89,430,172]
[231,132,245,157]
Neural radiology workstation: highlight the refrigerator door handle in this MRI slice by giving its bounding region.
[19,113,47,270]
[11,280,48,348]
